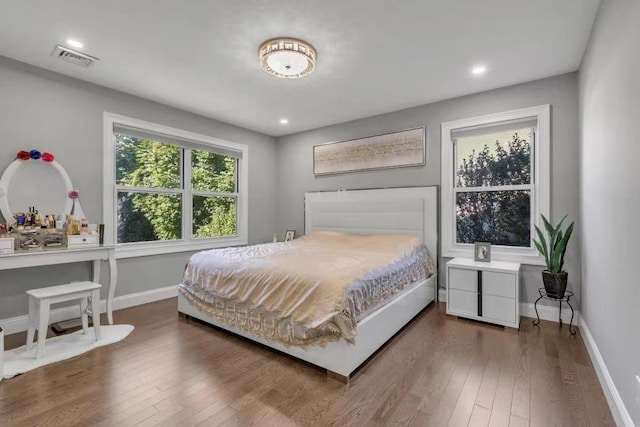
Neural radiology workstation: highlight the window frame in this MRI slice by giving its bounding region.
[103,112,249,259]
[441,105,550,264]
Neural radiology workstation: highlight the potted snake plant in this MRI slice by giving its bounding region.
[533,214,574,298]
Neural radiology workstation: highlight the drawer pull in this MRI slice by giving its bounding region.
[477,270,483,317]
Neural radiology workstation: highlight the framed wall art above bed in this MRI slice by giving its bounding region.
[313,127,425,175]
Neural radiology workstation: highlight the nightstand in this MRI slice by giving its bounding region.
[446,257,521,328]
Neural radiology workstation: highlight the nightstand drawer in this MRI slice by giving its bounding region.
[446,258,521,328]
[448,289,478,316]
[448,268,477,292]
[483,294,516,324]
[483,271,516,299]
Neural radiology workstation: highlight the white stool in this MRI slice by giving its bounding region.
[26,281,102,359]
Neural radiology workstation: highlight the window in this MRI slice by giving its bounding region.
[104,113,248,258]
[441,105,550,263]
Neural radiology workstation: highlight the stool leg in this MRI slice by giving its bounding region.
[36,300,50,359]
[91,290,101,341]
[26,297,37,351]
[80,297,89,335]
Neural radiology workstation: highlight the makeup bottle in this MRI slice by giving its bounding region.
[65,215,73,235]
[16,212,26,227]
[80,218,89,235]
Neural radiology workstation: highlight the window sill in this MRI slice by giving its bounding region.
[442,246,546,266]
[114,237,247,259]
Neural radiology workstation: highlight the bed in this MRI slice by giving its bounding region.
[177,186,438,381]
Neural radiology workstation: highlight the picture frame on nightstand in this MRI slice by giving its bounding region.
[474,242,491,262]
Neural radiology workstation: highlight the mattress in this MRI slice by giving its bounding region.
[178,231,435,347]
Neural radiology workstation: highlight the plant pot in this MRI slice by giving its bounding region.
[542,270,568,298]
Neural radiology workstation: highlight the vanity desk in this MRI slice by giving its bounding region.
[0,245,117,324]
[0,149,118,325]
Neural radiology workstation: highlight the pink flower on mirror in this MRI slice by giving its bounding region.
[68,190,80,199]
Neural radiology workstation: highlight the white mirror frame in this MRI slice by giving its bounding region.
[0,159,85,222]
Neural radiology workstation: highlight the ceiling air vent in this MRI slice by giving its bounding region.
[52,45,99,67]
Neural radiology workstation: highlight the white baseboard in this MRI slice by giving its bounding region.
[580,318,634,427]
[0,285,178,335]
[110,285,177,312]
[439,288,581,325]
[519,301,581,325]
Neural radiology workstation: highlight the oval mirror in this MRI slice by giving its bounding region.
[0,154,84,223]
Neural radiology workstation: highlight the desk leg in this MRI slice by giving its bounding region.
[92,259,102,321]
[92,259,101,284]
[107,250,117,325]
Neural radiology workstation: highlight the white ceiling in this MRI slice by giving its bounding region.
[0,1,600,137]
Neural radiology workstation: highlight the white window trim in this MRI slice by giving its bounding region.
[440,105,550,265]
[103,112,249,259]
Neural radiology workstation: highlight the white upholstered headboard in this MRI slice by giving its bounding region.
[304,186,438,263]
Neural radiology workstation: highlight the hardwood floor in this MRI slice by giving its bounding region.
[0,299,613,426]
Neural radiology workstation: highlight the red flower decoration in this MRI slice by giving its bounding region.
[17,150,30,161]
[68,190,80,199]
[41,152,55,162]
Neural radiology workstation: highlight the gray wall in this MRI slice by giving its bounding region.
[0,56,278,319]
[579,0,640,423]
[0,59,581,317]
[276,73,580,305]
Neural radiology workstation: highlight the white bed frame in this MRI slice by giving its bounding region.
[178,186,438,380]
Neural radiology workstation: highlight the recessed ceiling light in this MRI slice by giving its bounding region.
[279,118,289,125]
[66,39,84,49]
[471,65,487,76]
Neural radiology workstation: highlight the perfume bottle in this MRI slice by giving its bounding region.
[72,220,81,235]
[80,218,89,235]
[65,215,73,235]
[55,215,64,230]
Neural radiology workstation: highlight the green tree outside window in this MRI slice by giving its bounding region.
[115,135,237,243]
[455,131,532,247]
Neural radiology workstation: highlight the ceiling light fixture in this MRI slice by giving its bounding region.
[279,118,289,125]
[66,39,84,49]
[259,38,316,79]
[471,65,487,76]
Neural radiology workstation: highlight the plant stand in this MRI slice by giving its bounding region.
[532,288,576,335]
